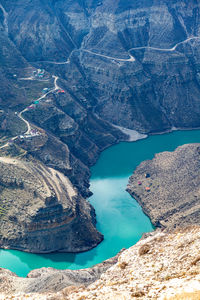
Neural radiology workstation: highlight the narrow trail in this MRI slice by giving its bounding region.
[30,49,77,65]
[0,76,60,149]
[18,112,31,135]
[18,77,50,81]
[0,3,8,33]
[30,59,70,65]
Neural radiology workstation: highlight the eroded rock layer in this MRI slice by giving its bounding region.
[0,157,102,253]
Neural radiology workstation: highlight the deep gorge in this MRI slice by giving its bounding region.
[1,128,200,277]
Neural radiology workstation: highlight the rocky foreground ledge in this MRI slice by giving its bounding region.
[127,143,200,228]
[0,226,199,299]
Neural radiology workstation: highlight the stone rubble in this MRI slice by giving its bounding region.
[0,226,199,299]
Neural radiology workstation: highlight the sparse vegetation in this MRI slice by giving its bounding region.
[118,261,128,269]
[138,244,151,256]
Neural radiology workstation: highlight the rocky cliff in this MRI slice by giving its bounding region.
[0,226,199,299]
[0,156,102,253]
[2,0,200,132]
[1,0,200,151]
[127,143,200,228]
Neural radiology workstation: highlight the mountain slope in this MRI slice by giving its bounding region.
[127,143,200,228]
[1,0,200,252]
[0,226,199,299]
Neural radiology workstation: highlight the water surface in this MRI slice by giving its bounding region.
[1,129,200,277]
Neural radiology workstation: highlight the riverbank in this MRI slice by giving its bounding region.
[111,124,147,142]
[127,143,200,229]
[1,128,200,277]
[1,226,200,299]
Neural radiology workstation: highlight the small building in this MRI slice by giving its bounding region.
[57,89,65,94]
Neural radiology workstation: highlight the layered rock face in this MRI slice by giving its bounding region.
[0,0,200,195]
[127,143,200,228]
[0,157,102,253]
[2,0,200,136]
[0,226,199,299]
[2,1,200,132]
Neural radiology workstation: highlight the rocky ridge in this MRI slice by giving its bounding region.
[127,143,200,229]
[0,226,199,299]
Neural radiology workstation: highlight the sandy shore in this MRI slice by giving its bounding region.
[112,124,148,142]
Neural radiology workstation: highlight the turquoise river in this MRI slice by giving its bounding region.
[1,129,200,277]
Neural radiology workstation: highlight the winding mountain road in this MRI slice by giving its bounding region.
[129,36,200,53]
[69,36,200,64]
[1,36,200,150]
[0,76,60,149]
[30,37,200,67]
[19,75,59,135]
[82,49,135,62]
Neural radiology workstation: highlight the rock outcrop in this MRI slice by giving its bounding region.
[0,226,200,299]
[0,249,124,296]
[0,156,102,253]
[127,143,200,228]
[1,0,200,254]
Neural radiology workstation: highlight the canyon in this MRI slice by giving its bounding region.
[0,0,200,252]
[0,226,199,299]
[0,1,200,297]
